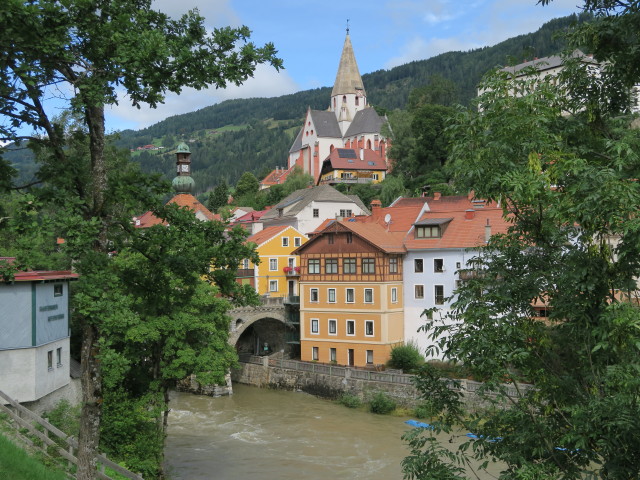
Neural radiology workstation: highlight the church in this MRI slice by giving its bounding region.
[285,32,391,184]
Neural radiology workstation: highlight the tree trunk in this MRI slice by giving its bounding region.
[76,321,102,480]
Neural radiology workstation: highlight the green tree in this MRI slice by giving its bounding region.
[207,180,230,213]
[402,5,640,476]
[235,171,260,199]
[0,1,281,478]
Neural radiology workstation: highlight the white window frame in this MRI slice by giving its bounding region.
[282,237,289,247]
[242,258,250,269]
[56,347,62,367]
[313,208,319,218]
[346,320,355,336]
[364,288,374,304]
[366,350,374,364]
[328,319,337,335]
[269,258,278,271]
[328,288,336,303]
[308,259,320,274]
[435,285,445,305]
[415,284,425,299]
[365,320,374,337]
[391,287,398,303]
[310,288,319,303]
[312,346,319,361]
[330,348,337,362]
[311,318,319,334]
[414,258,424,273]
[294,237,302,247]
[269,280,278,292]
[346,288,355,303]
[434,258,444,273]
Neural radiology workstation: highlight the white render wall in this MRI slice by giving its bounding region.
[403,248,479,359]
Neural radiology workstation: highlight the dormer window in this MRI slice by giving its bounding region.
[416,225,441,238]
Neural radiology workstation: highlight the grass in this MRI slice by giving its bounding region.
[0,432,69,480]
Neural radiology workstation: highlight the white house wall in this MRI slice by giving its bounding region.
[0,283,31,349]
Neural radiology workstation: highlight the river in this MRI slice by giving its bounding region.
[164,384,499,479]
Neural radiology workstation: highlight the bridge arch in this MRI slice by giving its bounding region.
[228,306,293,356]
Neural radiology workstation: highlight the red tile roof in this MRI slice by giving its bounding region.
[260,167,293,187]
[322,148,387,171]
[246,225,290,246]
[134,193,218,228]
[0,258,79,282]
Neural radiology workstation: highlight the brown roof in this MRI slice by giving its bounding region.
[320,148,387,172]
[246,225,290,246]
[261,167,293,187]
[300,219,405,254]
[134,193,218,228]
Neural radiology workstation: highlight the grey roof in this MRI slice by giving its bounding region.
[262,185,366,221]
[344,108,386,137]
[346,194,371,215]
[502,49,596,75]
[415,218,453,226]
[289,127,303,154]
[331,34,366,97]
[310,110,342,138]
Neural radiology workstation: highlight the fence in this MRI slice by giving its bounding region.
[0,390,143,480]
[238,354,534,397]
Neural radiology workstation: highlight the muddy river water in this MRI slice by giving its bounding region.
[164,384,499,479]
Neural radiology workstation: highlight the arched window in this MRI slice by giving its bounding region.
[342,95,347,103]
[329,144,334,152]
[355,96,359,106]
[366,139,372,149]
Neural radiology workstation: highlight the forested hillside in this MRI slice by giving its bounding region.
[8,13,589,194]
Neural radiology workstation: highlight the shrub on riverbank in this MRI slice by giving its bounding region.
[388,342,424,373]
[369,392,396,414]
[338,393,362,409]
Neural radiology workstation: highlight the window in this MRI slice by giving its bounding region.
[54,284,63,297]
[313,208,319,218]
[310,288,319,302]
[364,288,373,303]
[362,258,375,274]
[343,258,357,274]
[282,237,289,247]
[269,258,278,271]
[365,320,374,336]
[391,287,398,303]
[288,257,295,268]
[325,258,338,274]
[328,233,335,244]
[242,259,250,269]
[328,288,336,303]
[308,259,320,274]
[414,259,424,273]
[434,259,444,273]
[311,319,319,334]
[312,347,319,361]
[456,261,462,269]
[339,209,352,217]
[366,350,374,364]
[372,173,379,180]
[47,350,53,370]
[389,256,398,273]
[330,348,337,362]
[269,280,278,292]
[294,237,302,247]
[346,232,353,243]
[435,285,445,305]
[329,319,337,335]
[346,320,355,336]
[416,225,441,238]
[56,347,62,367]
[415,285,424,299]
[346,288,355,303]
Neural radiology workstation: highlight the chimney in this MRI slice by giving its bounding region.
[370,199,382,219]
[485,218,491,243]
[465,209,475,220]
[433,192,441,201]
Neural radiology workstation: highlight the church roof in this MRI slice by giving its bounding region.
[344,108,386,137]
[331,34,366,97]
[310,110,342,138]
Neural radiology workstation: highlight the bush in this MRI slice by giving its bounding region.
[368,392,396,414]
[413,403,434,419]
[338,393,362,409]
[388,342,424,373]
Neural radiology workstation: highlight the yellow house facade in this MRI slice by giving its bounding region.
[246,225,308,298]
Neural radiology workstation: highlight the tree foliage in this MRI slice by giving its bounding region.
[403,3,640,477]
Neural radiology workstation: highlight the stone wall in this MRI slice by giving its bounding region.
[231,360,422,408]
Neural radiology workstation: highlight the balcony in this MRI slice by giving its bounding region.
[283,266,301,277]
[236,268,255,278]
[283,295,300,305]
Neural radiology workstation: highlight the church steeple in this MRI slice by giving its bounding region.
[331,30,367,134]
[172,142,195,193]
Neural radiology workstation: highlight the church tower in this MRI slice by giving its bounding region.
[331,31,367,136]
[172,142,195,193]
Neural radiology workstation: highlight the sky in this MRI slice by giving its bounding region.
[9,0,585,137]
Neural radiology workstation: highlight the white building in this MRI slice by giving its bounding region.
[0,262,78,402]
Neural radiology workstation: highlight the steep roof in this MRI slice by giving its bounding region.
[344,108,386,137]
[246,225,290,247]
[331,34,366,97]
[310,110,343,138]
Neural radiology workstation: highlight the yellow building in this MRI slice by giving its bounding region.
[245,226,308,298]
[317,148,387,186]
[293,219,405,367]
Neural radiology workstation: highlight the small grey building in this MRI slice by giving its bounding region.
[0,260,78,402]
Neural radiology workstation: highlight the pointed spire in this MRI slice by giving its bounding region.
[331,32,366,97]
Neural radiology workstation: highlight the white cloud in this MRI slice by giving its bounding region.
[106,64,298,132]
